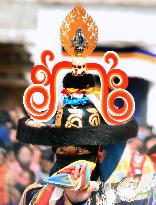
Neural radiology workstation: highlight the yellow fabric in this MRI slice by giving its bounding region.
[66,87,100,95]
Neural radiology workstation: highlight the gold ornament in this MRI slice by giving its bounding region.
[60,4,98,58]
[65,108,83,128]
[87,108,100,126]
[55,107,64,127]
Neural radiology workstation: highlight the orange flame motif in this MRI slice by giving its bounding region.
[60,4,98,57]
[23,5,135,125]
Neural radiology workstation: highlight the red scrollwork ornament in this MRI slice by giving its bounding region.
[23,50,72,121]
[23,50,135,125]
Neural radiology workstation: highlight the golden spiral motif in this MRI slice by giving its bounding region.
[87,108,100,127]
[55,107,64,127]
[65,108,83,128]
[60,4,98,57]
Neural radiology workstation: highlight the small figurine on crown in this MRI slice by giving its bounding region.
[17,4,156,205]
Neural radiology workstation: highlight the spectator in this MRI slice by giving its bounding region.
[9,126,17,142]
[19,169,35,187]
[0,140,10,205]
[36,149,54,180]
[17,145,33,170]
[0,111,12,147]
[143,135,156,170]
[0,110,13,129]
[8,110,19,126]
[0,127,10,147]
[137,125,153,141]
[6,143,23,184]
[29,145,41,174]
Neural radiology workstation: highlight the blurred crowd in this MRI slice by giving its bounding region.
[0,107,156,205]
[0,108,54,205]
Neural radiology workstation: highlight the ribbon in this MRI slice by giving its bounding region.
[61,87,100,96]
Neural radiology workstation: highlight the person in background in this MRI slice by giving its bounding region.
[0,140,9,205]
[137,125,153,141]
[14,106,25,120]
[29,145,41,175]
[4,143,35,205]
[8,145,34,186]
[19,169,35,187]
[0,111,12,147]
[0,139,18,205]
[7,183,25,205]
[17,145,33,170]
[143,135,156,170]
[0,110,13,129]
[8,110,19,126]
[6,143,24,185]
[36,149,54,180]
[9,126,17,143]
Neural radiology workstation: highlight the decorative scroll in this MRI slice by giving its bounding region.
[23,50,135,125]
[23,50,72,121]
[86,51,135,125]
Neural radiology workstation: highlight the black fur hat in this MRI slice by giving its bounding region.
[17,73,138,146]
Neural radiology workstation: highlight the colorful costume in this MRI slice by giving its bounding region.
[16,4,155,205]
[108,145,154,183]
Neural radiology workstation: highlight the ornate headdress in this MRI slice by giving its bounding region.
[17,5,138,146]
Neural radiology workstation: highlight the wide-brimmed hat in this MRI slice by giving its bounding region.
[17,70,138,146]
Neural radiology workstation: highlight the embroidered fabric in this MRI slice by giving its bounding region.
[21,174,156,205]
[89,174,156,205]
